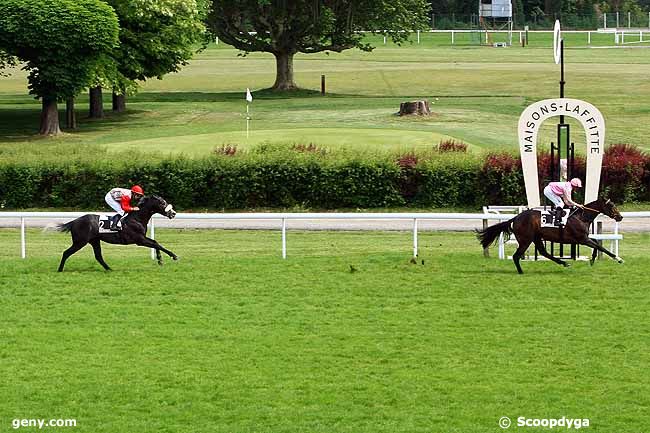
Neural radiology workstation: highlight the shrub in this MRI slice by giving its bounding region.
[291,143,328,155]
[1,144,648,210]
[437,140,468,153]
[213,145,237,156]
[480,153,525,205]
[601,144,647,202]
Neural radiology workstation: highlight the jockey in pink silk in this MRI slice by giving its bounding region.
[543,178,583,226]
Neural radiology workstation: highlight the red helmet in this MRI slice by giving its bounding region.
[131,185,144,195]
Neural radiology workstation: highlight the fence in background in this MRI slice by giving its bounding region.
[1,211,649,260]
[364,29,650,46]
[430,12,650,30]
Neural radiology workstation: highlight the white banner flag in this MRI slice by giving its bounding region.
[246,88,253,103]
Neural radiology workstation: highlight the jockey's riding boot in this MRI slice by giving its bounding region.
[109,214,122,231]
[554,207,564,227]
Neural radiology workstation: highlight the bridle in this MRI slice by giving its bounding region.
[580,205,600,214]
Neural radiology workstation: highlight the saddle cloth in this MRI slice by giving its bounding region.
[535,208,570,228]
[98,215,121,233]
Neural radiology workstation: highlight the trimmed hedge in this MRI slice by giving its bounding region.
[1,146,648,210]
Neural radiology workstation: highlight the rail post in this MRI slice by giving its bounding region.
[21,217,26,259]
[150,218,156,260]
[413,218,418,258]
[596,221,603,259]
[281,218,287,259]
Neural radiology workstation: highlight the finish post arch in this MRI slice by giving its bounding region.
[518,98,605,207]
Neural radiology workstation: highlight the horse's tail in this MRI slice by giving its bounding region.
[56,221,74,233]
[475,217,515,249]
[41,222,60,233]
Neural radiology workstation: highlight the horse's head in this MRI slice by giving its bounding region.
[143,195,177,219]
[597,198,623,222]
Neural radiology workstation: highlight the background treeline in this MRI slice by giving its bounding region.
[1,143,647,210]
[432,0,650,16]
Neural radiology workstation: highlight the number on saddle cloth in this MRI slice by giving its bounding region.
[539,208,570,228]
[98,215,121,232]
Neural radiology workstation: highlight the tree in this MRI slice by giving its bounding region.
[92,0,207,114]
[209,0,430,91]
[0,0,119,135]
[0,51,17,77]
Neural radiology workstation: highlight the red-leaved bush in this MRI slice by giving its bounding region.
[481,153,524,204]
[291,143,327,155]
[602,144,647,201]
[396,153,419,169]
[213,145,237,156]
[396,153,421,199]
[437,140,468,153]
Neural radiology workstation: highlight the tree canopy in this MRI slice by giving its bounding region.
[0,0,119,134]
[209,0,430,90]
[108,0,207,87]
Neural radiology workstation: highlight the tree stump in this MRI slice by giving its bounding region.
[398,100,431,116]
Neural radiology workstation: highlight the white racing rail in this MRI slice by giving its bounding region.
[1,211,648,260]
[1,211,511,260]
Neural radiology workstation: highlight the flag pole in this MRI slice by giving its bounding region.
[245,88,253,139]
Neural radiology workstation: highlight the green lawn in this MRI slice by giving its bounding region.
[1,229,649,432]
[2,36,650,160]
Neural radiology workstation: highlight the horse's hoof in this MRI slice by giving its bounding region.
[562,262,571,268]
[616,257,624,264]
[589,260,595,267]
[157,261,163,266]
[173,256,179,261]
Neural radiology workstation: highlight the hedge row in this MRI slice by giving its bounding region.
[0,146,648,210]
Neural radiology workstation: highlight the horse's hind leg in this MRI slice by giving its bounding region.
[90,240,111,271]
[534,238,569,268]
[58,242,86,272]
[512,236,532,275]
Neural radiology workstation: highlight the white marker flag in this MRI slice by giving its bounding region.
[246,88,253,103]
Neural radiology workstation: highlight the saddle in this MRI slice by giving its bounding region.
[98,214,124,232]
[537,208,571,228]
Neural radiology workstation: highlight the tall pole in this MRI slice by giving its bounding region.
[560,39,566,113]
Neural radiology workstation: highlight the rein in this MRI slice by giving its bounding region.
[581,205,600,214]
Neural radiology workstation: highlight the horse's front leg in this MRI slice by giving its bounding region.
[583,238,623,264]
[136,237,179,263]
[590,246,598,266]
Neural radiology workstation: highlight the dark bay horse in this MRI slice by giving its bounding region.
[476,198,624,274]
[57,195,178,272]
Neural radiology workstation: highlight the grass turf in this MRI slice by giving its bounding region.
[2,35,650,160]
[1,228,649,432]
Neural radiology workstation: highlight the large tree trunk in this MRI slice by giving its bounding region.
[39,97,61,135]
[89,86,104,119]
[65,97,76,129]
[271,52,298,91]
[112,90,126,112]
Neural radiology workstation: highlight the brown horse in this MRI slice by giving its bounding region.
[476,198,624,274]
